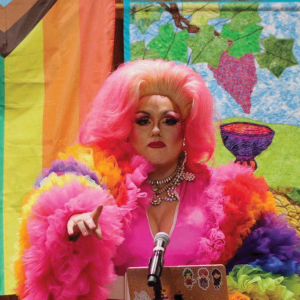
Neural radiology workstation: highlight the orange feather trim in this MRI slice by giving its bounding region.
[58,143,133,205]
[228,291,250,300]
[215,173,277,265]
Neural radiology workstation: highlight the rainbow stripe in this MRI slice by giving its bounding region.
[0,0,115,294]
[0,56,4,294]
[4,21,44,293]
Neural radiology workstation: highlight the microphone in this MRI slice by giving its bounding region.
[147,232,170,287]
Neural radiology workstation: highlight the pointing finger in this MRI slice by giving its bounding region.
[91,205,103,223]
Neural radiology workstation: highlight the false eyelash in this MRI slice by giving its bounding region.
[135,117,151,126]
[163,117,181,125]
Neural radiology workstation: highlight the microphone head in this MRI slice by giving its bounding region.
[154,232,170,246]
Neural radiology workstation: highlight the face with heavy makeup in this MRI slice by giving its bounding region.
[129,95,184,171]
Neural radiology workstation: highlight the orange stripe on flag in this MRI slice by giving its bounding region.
[43,0,80,168]
[79,0,115,124]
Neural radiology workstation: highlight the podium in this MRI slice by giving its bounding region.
[109,265,228,300]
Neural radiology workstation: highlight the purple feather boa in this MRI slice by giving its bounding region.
[35,157,101,187]
[226,212,300,276]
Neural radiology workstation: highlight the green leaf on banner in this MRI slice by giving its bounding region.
[220,3,261,31]
[229,12,261,31]
[131,42,145,61]
[255,36,298,78]
[187,25,228,67]
[221,24,263,58]
[220,2,259,19]
[130,4,163,34]
[148,24,189,62]
[182,3,220,27]
[131,41,160,61]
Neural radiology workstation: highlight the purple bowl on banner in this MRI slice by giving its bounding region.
[220,122,275,170]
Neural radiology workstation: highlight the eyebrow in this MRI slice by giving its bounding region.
[135,110,150,116]
[135,110,180,116]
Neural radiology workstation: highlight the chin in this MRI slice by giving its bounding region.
[149,159,170,167]
[136,147,182,168]
[146,154,178,169]
[146,156,167,166]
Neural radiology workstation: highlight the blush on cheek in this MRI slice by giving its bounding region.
[131,127,144,140]
[129,126,146,151]
[170,124,184,141]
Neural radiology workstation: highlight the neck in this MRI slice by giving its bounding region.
[148,161,178,181]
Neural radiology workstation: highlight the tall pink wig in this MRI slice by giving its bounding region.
[79,60,215,171]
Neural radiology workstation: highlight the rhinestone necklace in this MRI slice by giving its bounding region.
[148,151,195,206]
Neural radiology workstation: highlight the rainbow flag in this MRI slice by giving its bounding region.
[0,0,115,294]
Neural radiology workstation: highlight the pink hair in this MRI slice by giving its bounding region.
[79,60,215,171]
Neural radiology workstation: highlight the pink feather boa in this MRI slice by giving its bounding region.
[22,182,124,300]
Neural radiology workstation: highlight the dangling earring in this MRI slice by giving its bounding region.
[182,137,186,147]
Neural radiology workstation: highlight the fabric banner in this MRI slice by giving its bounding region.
[124,0,300,235]
[0,0,115,294]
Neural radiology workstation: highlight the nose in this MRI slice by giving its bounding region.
[151,123,161,137]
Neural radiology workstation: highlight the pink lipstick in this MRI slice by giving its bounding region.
[148,141,166,148]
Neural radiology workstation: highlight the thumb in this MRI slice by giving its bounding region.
[91,204,103,223]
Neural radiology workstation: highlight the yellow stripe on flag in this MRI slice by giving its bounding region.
[4,21,44,293]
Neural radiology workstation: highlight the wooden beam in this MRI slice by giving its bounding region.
[116,3,123,9]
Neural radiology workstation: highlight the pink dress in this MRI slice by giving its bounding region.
[114,169,215,275]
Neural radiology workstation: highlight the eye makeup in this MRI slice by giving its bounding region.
[163,111,180,118]
[162,117,180,126]
[162,112,181,126]
[134,112,151,126]
[133,110,181,126]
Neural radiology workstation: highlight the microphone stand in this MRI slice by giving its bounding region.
[148,259,163,300]
[153,277,162,300]
[148,274,163,300]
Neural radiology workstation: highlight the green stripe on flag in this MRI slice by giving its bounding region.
[0,56,5,294]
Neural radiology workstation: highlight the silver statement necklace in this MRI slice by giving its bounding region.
[148,151,195,206]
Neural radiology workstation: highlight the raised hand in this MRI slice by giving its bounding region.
[67,204,103,240]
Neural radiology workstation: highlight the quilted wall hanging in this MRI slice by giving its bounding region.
[0,0,115,294]
[124,0,300,236]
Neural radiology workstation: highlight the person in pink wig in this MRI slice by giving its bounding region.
[15,60,300,300]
